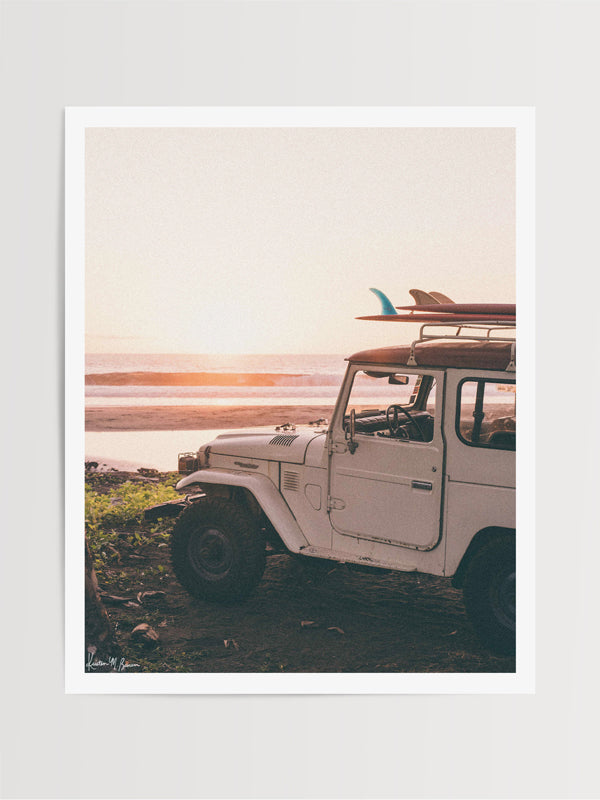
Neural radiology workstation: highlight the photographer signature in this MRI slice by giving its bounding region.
[86,651,140,672]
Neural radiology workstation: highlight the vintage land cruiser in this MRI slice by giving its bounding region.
[155,323,516,655]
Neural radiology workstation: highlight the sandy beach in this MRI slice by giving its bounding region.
[86,404,336,432]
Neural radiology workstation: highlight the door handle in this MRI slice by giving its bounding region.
[411,480,433,491]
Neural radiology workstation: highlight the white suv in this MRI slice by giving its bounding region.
[162,331,516,655]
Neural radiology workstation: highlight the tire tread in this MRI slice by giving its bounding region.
[170,498,266,602]
[462,534,516,656]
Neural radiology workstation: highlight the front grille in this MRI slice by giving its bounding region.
[269,434,299,447]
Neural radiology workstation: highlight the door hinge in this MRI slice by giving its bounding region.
[329,440,349,454]
[327,496,346,511]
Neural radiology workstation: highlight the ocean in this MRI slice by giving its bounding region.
[86,353,347,407]
[85,353,345,469]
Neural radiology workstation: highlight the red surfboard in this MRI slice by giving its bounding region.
[395,303,516,316]
[357,313,516,323]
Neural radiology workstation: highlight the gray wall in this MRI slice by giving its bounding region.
[1,2,598,798]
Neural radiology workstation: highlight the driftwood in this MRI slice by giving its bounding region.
[85,538,121,671]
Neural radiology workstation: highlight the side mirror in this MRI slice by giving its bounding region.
[346,408,358,454]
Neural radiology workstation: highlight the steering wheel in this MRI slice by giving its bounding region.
[386,404,426,441]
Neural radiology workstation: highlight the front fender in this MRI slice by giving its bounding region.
[177,469,309,553]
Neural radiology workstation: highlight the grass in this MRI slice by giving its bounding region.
[85,471,180,582]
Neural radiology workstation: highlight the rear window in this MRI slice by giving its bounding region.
[457,379,516,450]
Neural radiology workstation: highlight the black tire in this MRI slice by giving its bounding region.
[462,535,516,656]
[170,498,266,603]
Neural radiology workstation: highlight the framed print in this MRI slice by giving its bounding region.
[66,106,534,693]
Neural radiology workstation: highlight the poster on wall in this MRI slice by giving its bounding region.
[65,106,534,694]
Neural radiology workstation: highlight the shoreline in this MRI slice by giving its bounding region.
[85,404,335,432]
[85,371,305,386]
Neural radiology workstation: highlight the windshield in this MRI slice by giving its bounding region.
[343,369,436,443]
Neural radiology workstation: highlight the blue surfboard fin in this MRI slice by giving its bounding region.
[369,287,398,316]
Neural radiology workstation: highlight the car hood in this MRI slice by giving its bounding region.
[205,426,326,465]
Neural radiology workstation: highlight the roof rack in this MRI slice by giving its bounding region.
[406,320,516,372]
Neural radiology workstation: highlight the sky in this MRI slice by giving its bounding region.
[85,126,515,354]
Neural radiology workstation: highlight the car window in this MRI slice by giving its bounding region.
[344,370,436,443]
[457,380,516,450]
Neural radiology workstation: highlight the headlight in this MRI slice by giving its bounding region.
[178,452,199,474]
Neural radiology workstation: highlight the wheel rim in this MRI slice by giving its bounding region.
[490,569,516,631]
[187,527,234,581]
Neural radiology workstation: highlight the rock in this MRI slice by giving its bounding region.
[130,623,160,646]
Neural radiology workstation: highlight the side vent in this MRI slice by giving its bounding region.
[282,471,300,492]
[269,434,299,447]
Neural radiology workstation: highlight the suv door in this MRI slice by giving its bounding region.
[328,367,445,550]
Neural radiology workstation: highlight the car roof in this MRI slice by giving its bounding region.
[347,340,515,371]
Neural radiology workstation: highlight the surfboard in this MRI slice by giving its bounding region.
[357,312,516,323]
[395,303,516,316]
[370,287,456,315]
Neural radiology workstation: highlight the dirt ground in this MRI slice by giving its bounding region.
[88,473,515,675]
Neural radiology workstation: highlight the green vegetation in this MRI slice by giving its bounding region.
[85,472,179,579]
